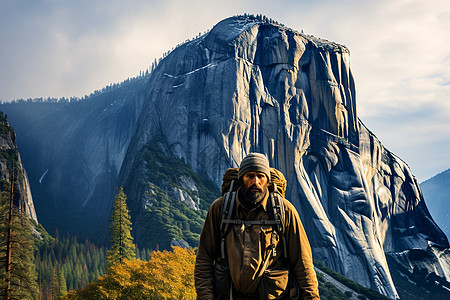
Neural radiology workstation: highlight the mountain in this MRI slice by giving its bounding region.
[0,78,147,241]
[420,169,450,240]
[0,112,37,222]
[1,15,449,299]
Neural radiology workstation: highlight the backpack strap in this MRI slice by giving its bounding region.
[222,219,281,226]
[220,181,288,261]
[269,185,288,259]
[220,180,236,261]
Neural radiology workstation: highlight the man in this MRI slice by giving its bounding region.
[195,153,320,299]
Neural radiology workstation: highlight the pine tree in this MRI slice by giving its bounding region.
[0,152,39,300]
[106,188,136,270]
[55,266,67,299]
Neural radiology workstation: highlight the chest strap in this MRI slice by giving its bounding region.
[222,219,281,226]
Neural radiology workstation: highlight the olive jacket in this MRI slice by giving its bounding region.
[194,189,320,299]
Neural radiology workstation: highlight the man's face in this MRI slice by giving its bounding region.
[241,171,269,204]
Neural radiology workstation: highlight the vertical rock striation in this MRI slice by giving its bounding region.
[119,16,448,298]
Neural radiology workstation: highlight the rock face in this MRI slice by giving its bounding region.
[1,15,449,299]
[119,16,449,298]
[0,112,37,222]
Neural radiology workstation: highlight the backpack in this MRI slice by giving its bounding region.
[219,167,288,261]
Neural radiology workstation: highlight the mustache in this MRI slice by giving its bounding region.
[247,185,263,192]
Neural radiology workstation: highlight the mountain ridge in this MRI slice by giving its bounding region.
[420,168,450,241]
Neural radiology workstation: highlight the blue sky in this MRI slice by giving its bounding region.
[0,0,449,182]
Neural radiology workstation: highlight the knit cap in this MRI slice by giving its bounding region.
[238,153,271,181]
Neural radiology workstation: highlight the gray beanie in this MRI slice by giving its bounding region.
[238,153,271,181]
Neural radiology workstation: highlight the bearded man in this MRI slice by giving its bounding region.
[195,153,319,299]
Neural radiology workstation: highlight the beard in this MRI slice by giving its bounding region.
[242,184,268,205]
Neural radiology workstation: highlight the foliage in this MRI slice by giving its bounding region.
[0,111,15,138]
[140,137,218,212]
[106,188,136,270]
[319,281,348,300]
[65,246,196,300]
[5,71,149,105]
[0,116,38,299]
[0,191,39,299]
[34,234,107,299]
[314,260,390,300]
[131,138,219,251]
[316,271,348,300]
[141,182,205,250]
[344,290,353,297]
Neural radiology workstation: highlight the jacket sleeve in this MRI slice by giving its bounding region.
[285,200,320,300]
[195,198,222,300]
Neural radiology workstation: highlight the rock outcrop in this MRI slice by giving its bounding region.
[0,112,37,222]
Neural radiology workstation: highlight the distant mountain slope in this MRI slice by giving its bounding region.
[420,169,450,240]
[0,77,147,241]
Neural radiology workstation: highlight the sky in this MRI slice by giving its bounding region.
[0,0,449,182]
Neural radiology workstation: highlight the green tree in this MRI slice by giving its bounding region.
[55,266,68,299]
[106,188,136,270]
[0,195,39,299]
[0,149,39,300]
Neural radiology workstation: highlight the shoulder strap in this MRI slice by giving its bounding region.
[220,180,236,261]
[219,181,288,260]
[220,180,235,233]
[269,186,288,259]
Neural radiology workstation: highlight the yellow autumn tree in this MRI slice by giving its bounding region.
[64,246,196,299]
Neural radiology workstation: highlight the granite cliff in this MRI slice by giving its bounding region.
[119,16,449,298]
[0,112,37,222]
[1,15,449,299]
